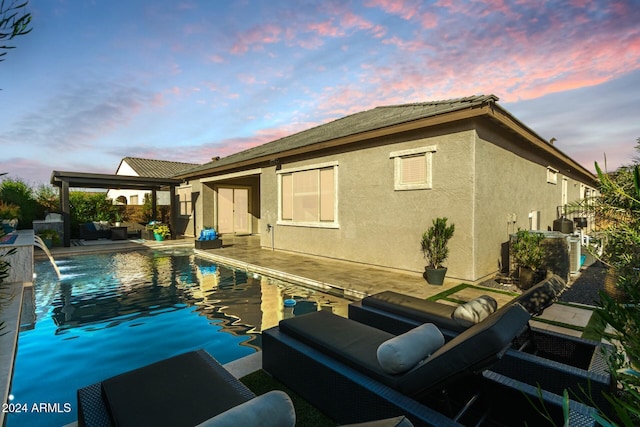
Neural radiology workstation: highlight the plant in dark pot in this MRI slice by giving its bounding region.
[421,217,455,285]
[37,229,60,248]
[512,229,546,290]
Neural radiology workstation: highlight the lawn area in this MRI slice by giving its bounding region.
[240,370,336,427]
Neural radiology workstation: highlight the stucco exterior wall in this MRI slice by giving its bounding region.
[472,123,594,280]
[260,127,477,280]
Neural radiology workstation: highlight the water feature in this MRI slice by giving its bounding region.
[33,234,61,279]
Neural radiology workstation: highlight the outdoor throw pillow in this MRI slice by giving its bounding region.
[452,295,498,327]
[195,390,296,427]
[376,323,444,375]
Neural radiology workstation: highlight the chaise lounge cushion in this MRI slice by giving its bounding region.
[100,351,251,427]
[195,390,295,427]
[377,323,444,374]
[361,292,461,332]
[452,295,498,328]
[279,304,531,397]
[516,275,566,315]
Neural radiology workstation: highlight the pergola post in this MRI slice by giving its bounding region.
[60,179,71,247]
[169,185,177,240]
[151,188,157,221]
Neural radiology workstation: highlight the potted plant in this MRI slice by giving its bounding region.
[38,229,60,248]
[421,217,455,285]
[511,229,546,290]
[152,224,171,241]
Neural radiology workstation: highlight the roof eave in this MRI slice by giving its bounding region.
[177,106,489,180]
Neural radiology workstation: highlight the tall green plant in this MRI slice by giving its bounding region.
[0,228,16,284]
[421,217,455,269]
[580,157,640,425]
[68,191,120,237]
[0,177,39,227]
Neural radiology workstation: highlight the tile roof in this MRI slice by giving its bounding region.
[121,157,199,178]
[180,94,498,177]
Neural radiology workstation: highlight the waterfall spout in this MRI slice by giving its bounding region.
[34,235,62,279]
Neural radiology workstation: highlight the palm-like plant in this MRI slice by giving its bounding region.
[421,217,455,269]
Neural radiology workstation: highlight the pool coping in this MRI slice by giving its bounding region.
[194,249,368,301]
[0,281,25,427]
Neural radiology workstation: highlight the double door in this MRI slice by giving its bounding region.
[217,187,250,234]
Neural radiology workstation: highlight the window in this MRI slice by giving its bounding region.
[278,162,338,227]
[130,195,139,205]
[177,186,192,216]
[547,167,558,184]
[389,145,436,190]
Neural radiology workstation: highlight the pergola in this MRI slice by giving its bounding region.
[51,171,183,247]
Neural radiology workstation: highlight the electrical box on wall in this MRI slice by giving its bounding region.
[529,210,541,230]
[506,213,517,223]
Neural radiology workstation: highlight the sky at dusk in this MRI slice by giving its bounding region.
[1,0,639,186]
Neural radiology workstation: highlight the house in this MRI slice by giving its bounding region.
[107,157,199,206]
[175,95,598,283]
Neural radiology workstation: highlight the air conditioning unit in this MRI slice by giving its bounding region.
[568,236,581,274]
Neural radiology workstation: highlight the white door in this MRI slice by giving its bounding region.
[217,187,250,234]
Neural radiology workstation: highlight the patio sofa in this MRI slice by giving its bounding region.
[348,276,612,410]
[79,221,112,240]
[77,350,295,427]
[262,305,598,426]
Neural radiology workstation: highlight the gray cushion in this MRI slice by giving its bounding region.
[452,295,498,327]
[195,390,295,427]
[339,415,414,426]
[377,323,444,374]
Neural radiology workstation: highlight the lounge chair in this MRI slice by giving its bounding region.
[348,276,612,410]
[77,350,295,427]
[349,276,567,337]
[262,304,598,426]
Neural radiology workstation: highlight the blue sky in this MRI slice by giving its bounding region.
[1,0,639,185]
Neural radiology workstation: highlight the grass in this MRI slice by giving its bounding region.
[427,282,518,303]
[240,370,336,427]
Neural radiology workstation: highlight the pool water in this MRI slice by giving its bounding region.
[8,248,348,426]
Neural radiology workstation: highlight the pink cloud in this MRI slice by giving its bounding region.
[237,74,265,85]
[308,20,343,37]
[230,24,283,54]
[208,54,225,63]
[365,0,420,20]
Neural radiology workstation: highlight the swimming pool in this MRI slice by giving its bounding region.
[8,248,348,426]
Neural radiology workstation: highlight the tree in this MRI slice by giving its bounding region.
[0,0,32,62]
[588,142,640,425]
[0,177,38,227]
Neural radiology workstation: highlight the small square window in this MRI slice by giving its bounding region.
[390,145,436,190]
[547,167,558,185]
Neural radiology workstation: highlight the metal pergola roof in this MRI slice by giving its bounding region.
[50,170,183,247]
[51,170,183,189]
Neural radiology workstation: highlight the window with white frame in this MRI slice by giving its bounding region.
[389,145,436,190]
[177,186,192,216]
[547,167,558,184]
[278,162,338,227]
